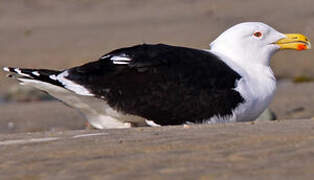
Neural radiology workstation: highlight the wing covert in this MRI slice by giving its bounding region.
[62,44,244,125]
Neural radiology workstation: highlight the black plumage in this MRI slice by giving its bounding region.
[65,44,245,125]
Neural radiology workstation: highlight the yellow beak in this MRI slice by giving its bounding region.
[275,34,311,50]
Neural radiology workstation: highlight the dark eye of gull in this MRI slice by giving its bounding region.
[253,31,263,38]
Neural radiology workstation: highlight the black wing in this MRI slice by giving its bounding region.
[65,44,244,125]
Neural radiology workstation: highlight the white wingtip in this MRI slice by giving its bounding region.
[32,71,40,76]
[3,67,9,72]
[14,68,31,78]
[49,74,57,80]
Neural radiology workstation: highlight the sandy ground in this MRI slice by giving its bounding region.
[270,81,314,120]
[0,101,86,133]
[1,119,314,179]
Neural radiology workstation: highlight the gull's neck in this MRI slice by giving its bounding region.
[207,49,276,83]
[207,48,277,115]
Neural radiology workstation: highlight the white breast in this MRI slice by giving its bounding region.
[208,50,277,123]
[233,64,276,122]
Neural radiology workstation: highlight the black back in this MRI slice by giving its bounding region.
[66,44,244,125]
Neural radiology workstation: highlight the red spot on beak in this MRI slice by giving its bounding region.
[297,44,307,50]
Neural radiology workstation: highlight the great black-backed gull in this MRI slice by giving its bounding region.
[3,22,311,129]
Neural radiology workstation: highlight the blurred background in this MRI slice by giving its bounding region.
[0,0,313,133]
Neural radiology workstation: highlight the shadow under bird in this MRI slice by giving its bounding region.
[3,22,311,129]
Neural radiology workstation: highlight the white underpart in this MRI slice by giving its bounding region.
[16,78,135,129]
[56,70,94,96]
[145,120,161,127]
[32,71,40,76]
